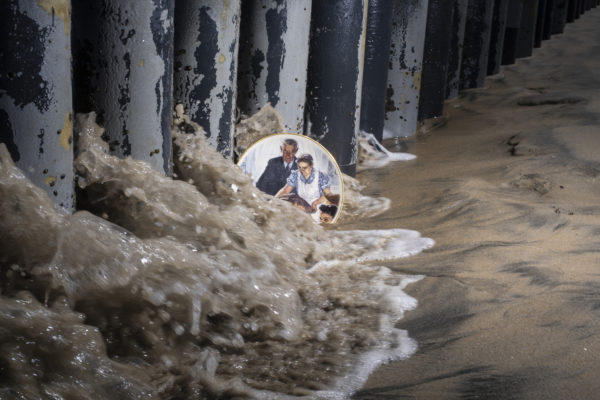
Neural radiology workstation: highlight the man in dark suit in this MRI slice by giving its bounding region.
[256,138,298,196]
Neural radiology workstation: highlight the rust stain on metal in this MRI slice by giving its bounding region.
[59,112,72,151]
[45,176,56,186]
[37,0,70,35]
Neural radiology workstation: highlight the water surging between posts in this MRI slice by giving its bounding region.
[0,112,433,399]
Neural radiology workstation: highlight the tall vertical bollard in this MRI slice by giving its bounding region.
[418,0,455,120]
[446,0,469,99]
[551,0,568,34]
[502,0,523,65]
[384,0,429,139]
[460,0,495,89]
[543,0,555,39]
[574,0,581,18]
[487,0,510,76]
[0,0,74,211]
[566,0,577,21]
[516,0,539,58]
[173,0,241,157]
[305,0,367,176]
[534,0,548,47]
[72,0,174,175]
[237,0,311,134]
[360,0,394,143]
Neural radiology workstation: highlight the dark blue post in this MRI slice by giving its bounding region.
[460,0,495,89]
[502,0,523,64]
[72,0,175,175]
[516,0,539,58]
[174,0,241,158]
[487,0,510,75]
[0,0,74,211]
[551,0,568,34]
[418,0,455,119]
[237,0,311,134]
[360,0,395,142]
[535,0,548,47]
[305,0,367,176]
[446,0,469,99]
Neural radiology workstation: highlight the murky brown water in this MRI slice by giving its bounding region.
[0,109,431,399]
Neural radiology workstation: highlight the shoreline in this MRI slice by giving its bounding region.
[351,8,600,399]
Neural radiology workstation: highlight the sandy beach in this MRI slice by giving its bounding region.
[352,7,600,399]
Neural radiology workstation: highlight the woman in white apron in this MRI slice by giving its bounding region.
[276,153,332,213]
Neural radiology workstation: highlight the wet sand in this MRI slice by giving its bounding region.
[351,8,600,399]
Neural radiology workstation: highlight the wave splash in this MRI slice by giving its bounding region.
[0,112,433,399]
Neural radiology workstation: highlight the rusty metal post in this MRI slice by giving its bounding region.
[460,0,495,89]
[384,0,429,138]
[0,0,74,211]
[305,0,368,176]
[502,0,522,65]
[419,0,455,119]
[173,0,241,157]
[516,0,539,58]
[535,0,547,47]
[360,0,394,142]
[446,0,469,99]
[487,0,510,75]
[237,0,311,134]
[72,0,174,175]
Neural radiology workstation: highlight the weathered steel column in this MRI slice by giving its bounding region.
[72,0,174,175]
[534,0,548,47]
[173,0,241,157]
[551,0,568,33]
[237,0,311,134]
[305,0,367,176]
[360,0,394,142]
[502,0,523,65]
[418,0,455,120]
[384,0,429,138]
[516,0,539,58]
[446,0,469,99]
[460,0,495,89]
[487,0,510,76]
[0,0,74,211]
[543,0,555,39]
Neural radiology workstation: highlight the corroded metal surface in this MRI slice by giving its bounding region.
[174,0,241,157]
[237,0,311,133]
[0,0,74,211]
[72,0,174,174]
[384,0,429,138]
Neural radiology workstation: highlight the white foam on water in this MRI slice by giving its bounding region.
[0,111,435,399]
[358,132,416,171]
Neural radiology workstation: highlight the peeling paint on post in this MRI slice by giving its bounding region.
[72,0,174,175]
[0,0,74,211]
[384,0,429,138]
[446,0,469,99]
[360,0,394,142]
[237,0,311,134]
[419,0,454,120]
[516,0,539,59]
[551,0,568,34]
[502,0,523,65]
[460,0,494,90]
[305,0,367,176]
[534,0,548,47]
[173,0,241,158]
[566,0,577,21]
[487,0,510,76]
